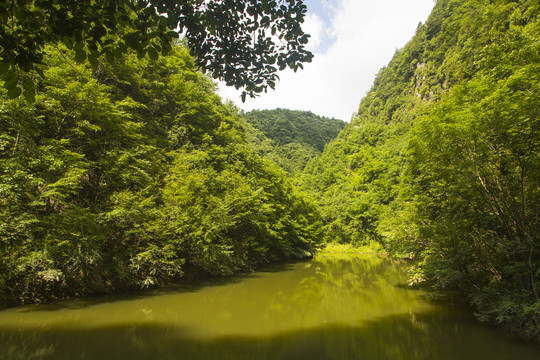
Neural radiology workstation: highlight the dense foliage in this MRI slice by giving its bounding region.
[396,21,540,338]
[0,0,313,101]
[304,0,539,338]
[0,44,322,305]
[244,108,345,175]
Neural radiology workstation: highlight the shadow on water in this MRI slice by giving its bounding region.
[2,312,540,360]
[15,262,298,314]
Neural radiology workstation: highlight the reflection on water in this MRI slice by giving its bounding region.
[1,253,539,359]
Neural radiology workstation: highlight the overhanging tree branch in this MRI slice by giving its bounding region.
[0,0,313,102]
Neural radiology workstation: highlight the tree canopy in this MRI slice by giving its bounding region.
[244,109,345,175]
[0,43,322,305]
[0,0,313,101]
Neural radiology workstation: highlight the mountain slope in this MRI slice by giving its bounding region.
[244,108,346,175]
[304,0,539,338]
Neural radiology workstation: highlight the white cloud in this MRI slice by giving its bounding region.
[303,13,325,52]
[217,0,435,121]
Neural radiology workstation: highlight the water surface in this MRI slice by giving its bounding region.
[1,253,539,359]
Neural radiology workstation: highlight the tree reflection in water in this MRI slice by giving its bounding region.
[1,254,539,360]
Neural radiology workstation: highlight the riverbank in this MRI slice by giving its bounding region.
[315,242,388,259]
[0,243,364,309]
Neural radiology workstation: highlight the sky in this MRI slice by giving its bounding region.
[217,0,436,122]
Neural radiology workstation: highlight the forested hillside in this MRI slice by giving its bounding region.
[244,109,345,175]
[304,0,539,338]
[0,45,323,306]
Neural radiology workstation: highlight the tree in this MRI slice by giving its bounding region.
[398,24,540,337]
[0,42,323,305]
[0,0,313,101]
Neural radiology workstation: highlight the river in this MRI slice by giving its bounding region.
[1,251,539,359]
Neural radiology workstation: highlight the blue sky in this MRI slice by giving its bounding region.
[218,0,435,121]
[302,0,336,53]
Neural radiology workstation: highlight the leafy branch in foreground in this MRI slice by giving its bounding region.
[0,0,313,102]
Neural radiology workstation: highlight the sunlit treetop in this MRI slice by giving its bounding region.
[0,0,313,102]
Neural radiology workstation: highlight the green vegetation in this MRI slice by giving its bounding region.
[0,44,322,305]
[0,0,313,101]
[244,109,345,175]
[314,243,386,261]
[304,0,539,339]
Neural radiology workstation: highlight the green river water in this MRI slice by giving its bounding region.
[1,252,539,359]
